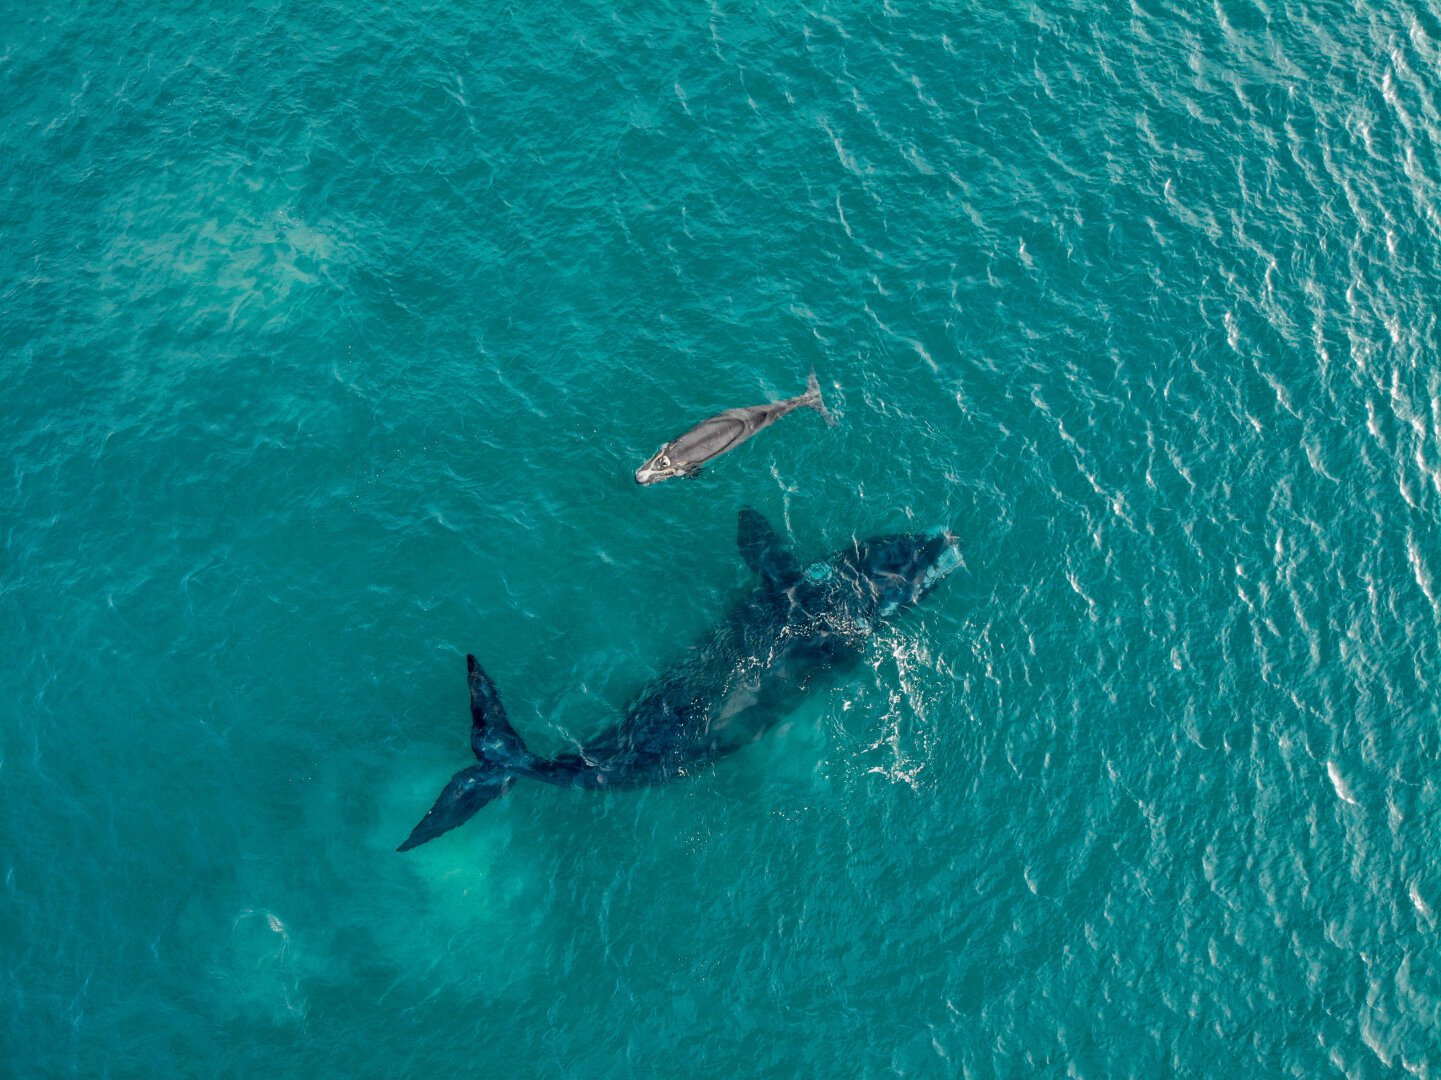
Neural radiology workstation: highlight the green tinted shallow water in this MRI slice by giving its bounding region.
[4,2,1441,1075]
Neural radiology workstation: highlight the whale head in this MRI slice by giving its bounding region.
[635,448,695,485]
[816,527,962,620]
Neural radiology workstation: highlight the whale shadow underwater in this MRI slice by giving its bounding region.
[399,508,961,851]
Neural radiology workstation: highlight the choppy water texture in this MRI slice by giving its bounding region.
[4,1,1441,1075]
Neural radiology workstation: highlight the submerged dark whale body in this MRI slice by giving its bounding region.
[399,509,960,851]
[634,373,832,485]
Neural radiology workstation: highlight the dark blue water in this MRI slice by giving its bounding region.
[4,1,1441,1074]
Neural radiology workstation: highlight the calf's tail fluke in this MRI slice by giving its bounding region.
[803,370,836,427]
[397,655,533,852]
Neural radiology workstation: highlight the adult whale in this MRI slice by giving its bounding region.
[398,509,960,851]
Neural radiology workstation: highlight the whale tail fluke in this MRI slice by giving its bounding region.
[398,764,512,851]
[398,655,534,852]
[467,654,532,767]
[803,370,836,427]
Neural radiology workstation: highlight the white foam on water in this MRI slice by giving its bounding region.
[1327,760,1360,806]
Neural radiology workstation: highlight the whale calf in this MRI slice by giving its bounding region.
[634,373,832,485]
[399,508,960,851]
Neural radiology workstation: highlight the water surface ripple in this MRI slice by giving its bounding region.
[3,1,1440,1075]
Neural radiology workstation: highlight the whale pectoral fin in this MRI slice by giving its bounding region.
[738,508,802,591]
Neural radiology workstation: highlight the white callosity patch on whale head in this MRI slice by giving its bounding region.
[805,561,836,583]
[635,450,681,485]
[922,533,963,590]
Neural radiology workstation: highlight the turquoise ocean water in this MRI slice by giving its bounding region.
[4,1,1441,1075]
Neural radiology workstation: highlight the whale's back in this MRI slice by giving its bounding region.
[667,412,756,464]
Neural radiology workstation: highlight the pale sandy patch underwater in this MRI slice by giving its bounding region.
[3,1,1441,1075]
